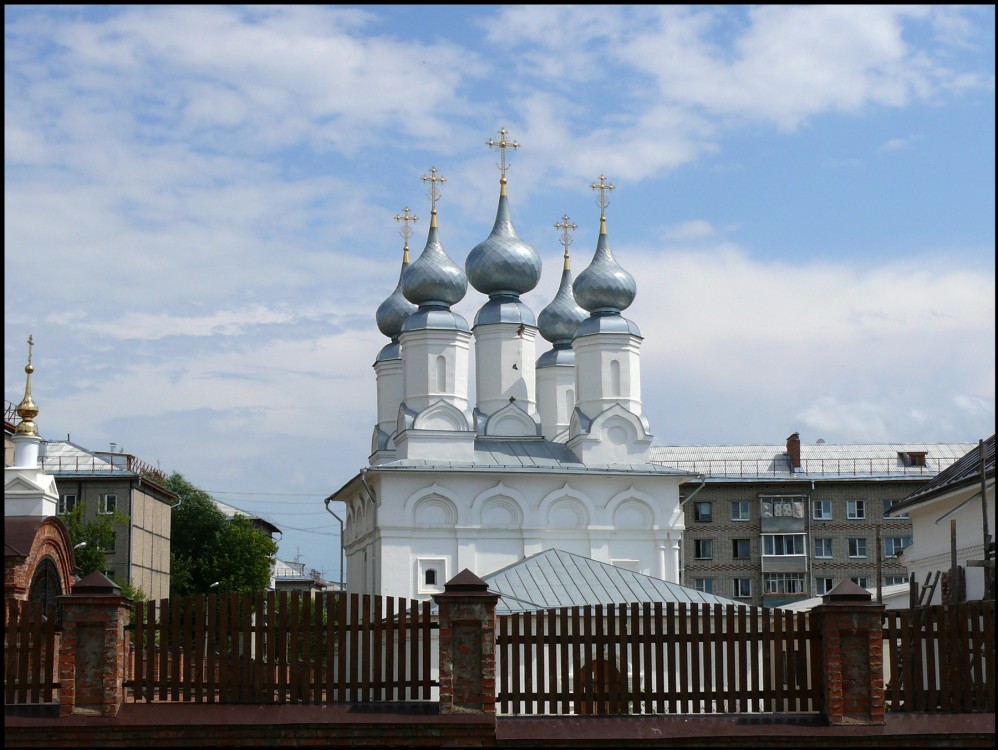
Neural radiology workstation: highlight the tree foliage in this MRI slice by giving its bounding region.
[167,472,278,596]
[60,501,145,602]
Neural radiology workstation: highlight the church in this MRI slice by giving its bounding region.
[326,130,694,601]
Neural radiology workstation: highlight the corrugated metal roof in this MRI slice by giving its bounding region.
[893,435,995,511]
[649,442,977,479]
[481,549,747,614]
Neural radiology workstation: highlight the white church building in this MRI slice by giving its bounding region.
[327,136,694,601]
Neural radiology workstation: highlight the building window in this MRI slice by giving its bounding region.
[814,538,833,559]
[815,577,835,595]
[731,501,750,521]
[883,499,909,519]
[884,537,912,557]
[812,499,832,520]
[732,538,751,559]
[733,578,752,598]
[98,494,117,514]
[885,575,910,586]
[763,534,805,556]
[851,577,869,588]
[847,500,865,520]
[417,557,446,594]
[58,494,77,515]
[424,569,436,586]
[764,573,806,595]
[694,539,713,560]
[694,502,712,523]
[693,578,714,594]
[848,538,867,558]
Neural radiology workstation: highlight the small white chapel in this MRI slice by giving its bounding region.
[327,130,695,601]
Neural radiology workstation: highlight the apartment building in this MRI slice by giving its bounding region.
[651,433,977,607]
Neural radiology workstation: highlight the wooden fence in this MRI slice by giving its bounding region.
[882,600,995,713]
[130,591,435,704]
[495,602,820,716]
[3,599,59,706]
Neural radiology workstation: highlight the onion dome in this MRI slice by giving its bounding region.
[375,249,417,341]
[15,334,38,436]
[538,254,586,345]
[573,222,636,313]
[466,190,542,296]
[401,167,467,310]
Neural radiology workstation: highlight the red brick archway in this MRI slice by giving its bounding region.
[4,515,76,604]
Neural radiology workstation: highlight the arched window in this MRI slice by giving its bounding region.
[565,388,575,419]
[610,360,621,396]
[424,568,437,586]
[435,355,447,392]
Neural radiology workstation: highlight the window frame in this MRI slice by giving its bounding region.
[730,501,750,522]
[812,499,832,520]
[694,539,714,560]
[763,572,806,595]
[733,578,752,598]
[58,494,78,515]
[848,537,868,558]
[847,500,866,520]
[813,537,833,559]
[883,499,909,519]
[693,501,713,523]
[732,538,751,559]
[693,578,714,594]
[98,493,117,515]
[884,536,912,557]
[763,533,806,556]
[815,577,835,595]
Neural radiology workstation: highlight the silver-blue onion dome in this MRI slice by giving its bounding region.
[466,191,542,296]
[573,225,636,314]
[402,223,467,309]
[375,253,417,340]
[538,262,586,345]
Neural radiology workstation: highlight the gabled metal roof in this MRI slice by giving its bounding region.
[892,435,995,512]
[482,548,747,614]
[649,442,977,480]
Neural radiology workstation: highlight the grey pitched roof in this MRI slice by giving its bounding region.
[481,549,747,614]
[892,435,995,512]
[650,441,977,480]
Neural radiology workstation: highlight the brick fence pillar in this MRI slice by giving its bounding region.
[433,569,500,715]
[57,571,132,718]
[811,579,885,725]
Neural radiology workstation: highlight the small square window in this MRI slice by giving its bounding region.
[694,539,713,560]
[732,538,751,559]
[694,502,713,523]
[58,494,77,515]
[847,500,865,520]
[812,500,832,520]
[730,501,750,521]
[733,578,752,598]
[814,538,833,559]
[848,538,867,558]
[98,494,117,515]
[693,578,714,594]
[815,577,834,595]
[884,537,912,557]
[417,558,446,594]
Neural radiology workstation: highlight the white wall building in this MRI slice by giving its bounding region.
[327,142,694,601]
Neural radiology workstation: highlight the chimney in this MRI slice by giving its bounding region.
[786,432,801,470]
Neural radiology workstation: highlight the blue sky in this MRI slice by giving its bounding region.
[5,5,995,583]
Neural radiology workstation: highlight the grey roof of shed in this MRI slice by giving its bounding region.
[481,549,747,614]
[892,435,995,512]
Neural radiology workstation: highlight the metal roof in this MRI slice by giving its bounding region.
[649,442,978,480]
[892,435,995,512]
[481,548,748,614]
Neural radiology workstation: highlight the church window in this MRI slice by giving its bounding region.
[610,360,621,396]
[564,388,575,418]
[424,569,436,586]
[435,355,446,391]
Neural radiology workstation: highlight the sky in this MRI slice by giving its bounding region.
[5,5,995,584]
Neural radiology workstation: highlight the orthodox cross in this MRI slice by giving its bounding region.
[554,214,577,266]
[26,334,34,370]
[487,127,519,184]
[394,206,419,258]
[421,167,446,220]
[590,174,614,221]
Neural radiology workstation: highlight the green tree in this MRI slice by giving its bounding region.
[166,472,278,596]
[60,501,146,602]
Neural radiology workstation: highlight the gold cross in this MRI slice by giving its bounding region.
[394,206,419,252]
[421,167,446,217]
[554,214,577,264]
[590,174,614,220]
[26,334,34,368]
[487,127,519,184]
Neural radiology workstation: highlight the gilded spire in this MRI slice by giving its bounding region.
[590,173,614,234]
[421,167,446,228]
[15,334,38,436]
[487,126,519,195]
[394,205,419,263]
[554,214,577,271]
